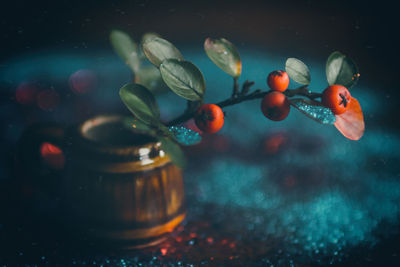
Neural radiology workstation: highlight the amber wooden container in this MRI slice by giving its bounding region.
[17,115,186,248]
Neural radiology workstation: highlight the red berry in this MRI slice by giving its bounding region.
[195,104,224,133]
[261,91,290,121]
[267,70,289,92]
[322,85,351,115]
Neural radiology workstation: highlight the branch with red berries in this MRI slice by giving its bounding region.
[111,31,365,167]
[166,80,324,127]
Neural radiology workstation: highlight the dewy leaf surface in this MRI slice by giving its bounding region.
[290,98,336,124]
[168,126,202,146]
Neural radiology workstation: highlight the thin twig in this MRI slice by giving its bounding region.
[166,83,322,126]
[232,77,239,97]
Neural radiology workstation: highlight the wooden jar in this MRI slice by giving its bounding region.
[17,115,186,248]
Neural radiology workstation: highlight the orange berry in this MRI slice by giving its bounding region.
[267,70,289,92]
[195,104,224,133]
[322,85,351,115]
[261,91,290,121]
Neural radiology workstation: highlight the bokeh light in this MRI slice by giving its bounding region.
[68,69,97,94]
[40,142,65,169]
[0,47,398,265]
[15,82,38,105]
[262,132,287,155]
[36,90,60,111]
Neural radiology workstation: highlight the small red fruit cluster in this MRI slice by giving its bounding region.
[260,70,352,121]
[261,70,291,121]
[195,70,353,133]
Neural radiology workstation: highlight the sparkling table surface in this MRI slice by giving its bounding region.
[1,48,400,266]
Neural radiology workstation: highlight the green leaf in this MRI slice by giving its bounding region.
[123,117,155,135]
[134,65,169,95]
[159,59,206,101]
[285,58,311,85]
[142,37,184,67]
[326,51,359,88]
[155,123,175,138]
[159,137,186,168]
[119,83,160,125]
[141,32,161,44]
[110,30,140,72]
[204,37,242,77]
[289,98,336,124]
[168,126,202,146]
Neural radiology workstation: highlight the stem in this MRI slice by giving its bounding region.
[166,83,322,127]
[284,86,322,100]
[218,89,266,108]
[232,77,239,97]
[167,110,198,127]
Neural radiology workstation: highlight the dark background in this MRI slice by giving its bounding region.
[1,0,400,265]
[1,0,399,129]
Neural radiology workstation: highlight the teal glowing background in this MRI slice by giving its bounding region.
[1,47,398,265]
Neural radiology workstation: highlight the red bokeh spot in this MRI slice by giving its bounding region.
[40,142,65,169]
[284,175,297,188]
[189,232,197,238]
[160,248,168,256]
[212,135,230,153]
[37,90,60,111]
[15,82,38,105]
[263,133,286,154]
[69,69,97,94]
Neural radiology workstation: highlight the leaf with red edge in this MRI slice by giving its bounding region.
[334,97,365,140]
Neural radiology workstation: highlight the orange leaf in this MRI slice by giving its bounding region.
[334,97,365,140]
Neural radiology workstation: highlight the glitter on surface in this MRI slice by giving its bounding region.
[289,98,336,124]
[0,48,399,266]
[168,126,202,146]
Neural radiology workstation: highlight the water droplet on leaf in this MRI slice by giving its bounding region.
[168,126,202,146]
